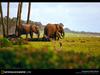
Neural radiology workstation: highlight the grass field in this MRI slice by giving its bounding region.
[0,33,100,69]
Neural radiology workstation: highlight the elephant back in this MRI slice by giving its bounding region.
[22,24,31,33]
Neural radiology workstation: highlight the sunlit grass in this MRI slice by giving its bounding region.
[8,33,100,56]
[65,32,97,37]
[0,33,100,69]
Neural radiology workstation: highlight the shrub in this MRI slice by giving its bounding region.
[0,38,13,48]
[0,41,100,69]
[9,38,28,45]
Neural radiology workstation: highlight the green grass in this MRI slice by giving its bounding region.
[0,33,100,69]
[65,32,98,37]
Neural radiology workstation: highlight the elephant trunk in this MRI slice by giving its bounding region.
[62,31,65,38]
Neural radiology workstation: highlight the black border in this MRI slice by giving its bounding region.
[0,69,100,75]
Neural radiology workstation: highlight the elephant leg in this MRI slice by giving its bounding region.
[59,34,62,39]
[37,31,40,39]
[55,32,58,40]
[56,32,62,40]
[30,32,33,39]
[37,33,39,39]
[57,34,59,40]
[54,32,57,40]
[58,32,62,39]
[57,35,59,40]
[26,33,28,39]
[37,35,39,39]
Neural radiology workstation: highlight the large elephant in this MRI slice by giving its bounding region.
[43,23,64,40]
[15,24,40,39]
[56,23,65,38]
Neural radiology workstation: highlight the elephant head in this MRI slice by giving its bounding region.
[55,23,65,38]
[31,25,40,38]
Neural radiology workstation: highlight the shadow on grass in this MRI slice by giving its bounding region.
[6,34,51,42]
[26,38,50,42]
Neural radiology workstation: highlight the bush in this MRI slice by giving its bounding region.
[0,45,100,69]
[9,37,28,45]
[0,38,13,48]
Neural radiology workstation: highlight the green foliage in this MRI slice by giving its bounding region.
[0,36,100,69]
[10,38,28,45]
[0,38,12,48]
[0,49,16,69]
[0,45,100,69]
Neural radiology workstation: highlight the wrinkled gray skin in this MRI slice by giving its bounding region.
[15,24,40,39]
[43,23,65,40]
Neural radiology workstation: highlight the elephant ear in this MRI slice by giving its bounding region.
[55,24,60,31]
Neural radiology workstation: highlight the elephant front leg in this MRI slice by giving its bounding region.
[26,33,28,40]
[54,33,57,40]
[38,33,40,39]
[58,32,62,39]
[55,32,60,40]
[37,31,40,39]
[30,32,33,39]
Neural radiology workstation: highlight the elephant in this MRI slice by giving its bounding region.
[15,24,40,39]
[56,23,65,39]
[43,23,65,41]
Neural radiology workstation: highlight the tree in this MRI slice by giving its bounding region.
[0,2,6,37]
[15,2,20,34]
[15,2,22,34]
[26,2,31,24]
[7,2,10,36]
[18,2,22,26]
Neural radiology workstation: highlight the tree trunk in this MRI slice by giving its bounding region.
[15,2,20,34]
[18,2,22,26]
[26,2,31,24]
[7,2,9,36]
[15,2,22,36]
[0,2,6,37]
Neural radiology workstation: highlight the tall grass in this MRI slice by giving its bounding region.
[0,45,100,69]
[0,33,100,69]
